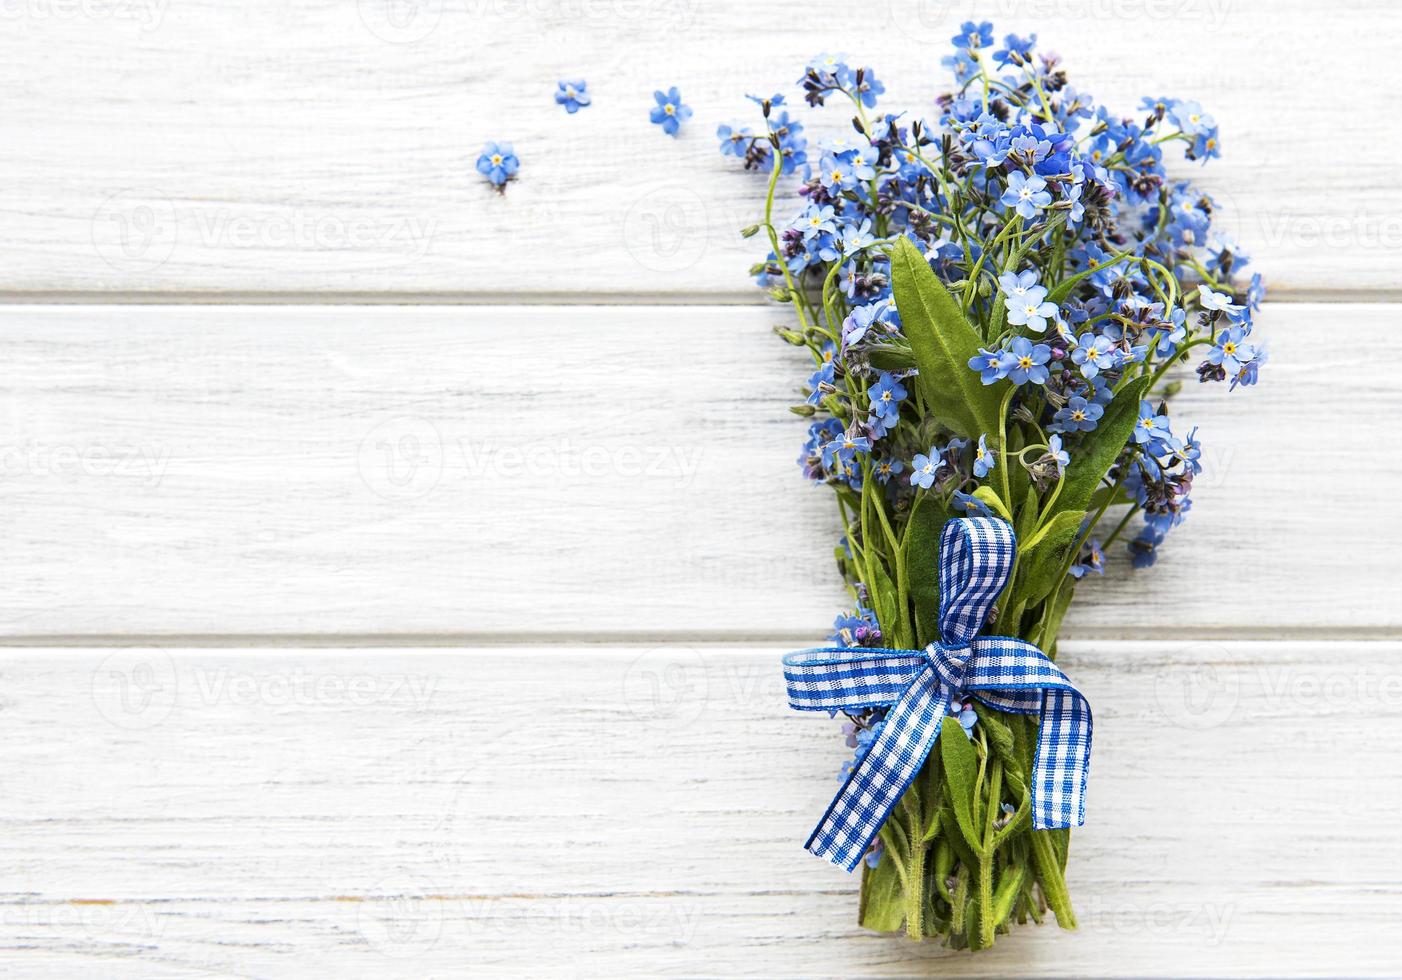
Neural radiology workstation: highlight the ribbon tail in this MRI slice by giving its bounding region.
[1032,686,1092,829]
[960,636,1093,831]
[804,668,949,872]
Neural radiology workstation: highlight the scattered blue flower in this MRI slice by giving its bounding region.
[554,79,591,113]
[476,141,519,190]
[650,86,692,136]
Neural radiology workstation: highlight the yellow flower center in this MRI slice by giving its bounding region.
[664,103,676,115]
[490,155,503,166]
[1018,356,1033,369]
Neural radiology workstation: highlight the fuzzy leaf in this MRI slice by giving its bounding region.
[868,560,901,648]
[858,843,908,932]
[890,237,1006,439]
[1057,377,1150,516]
[938,721,981,850]
[904,495,951,646]
[1016,509,1087,605]
[973,486,1012,522]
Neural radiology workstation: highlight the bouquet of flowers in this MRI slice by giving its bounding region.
[718,23,1264,948]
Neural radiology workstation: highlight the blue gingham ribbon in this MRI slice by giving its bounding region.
[783,516,1091,872]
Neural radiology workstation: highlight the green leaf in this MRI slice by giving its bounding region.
[867,343,916,372]
[1056,377,1150,516]
[1016,509,1087,606]
[1014,483,1039,542]
[938,723,981,851]
[991,862,1027,928]
[904,495,951,646]
[858,843,908,933]
[868,559,901,648]
[890,237,1006,439]
[972,486,1012,522]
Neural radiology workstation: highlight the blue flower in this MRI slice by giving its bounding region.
[823,429,872,468]
[1197,284,1241,314]
[1069,538,1104,579]
[831,606,881,646]
[807,52,854,87]
[941,50,978,85]
[994,33,1036,68]
[952,490,993,518]
[1129,525,1164,569]
[819,148,876,191]
[1170,100,1216,136]
[1133,402,1173,451]
[998,269,1043,304]
[839,218,876,256]
[909,449,943,489]
[864,837,884,869]
[868,372,907,421]
[1229,344,1267,390]
[842,300,894,348]
[476,142,519,189]
[717,122,754,158]
[805,342,837,406]
[554,79,591,114]
[650,87,692,136]
[1006,294,1058,334]
[1053,395,1104,432]
[949,698,978,737]
[969,347,1009,385]
[973,434,996,478]
[1246,273,1266,310]
[1001,171,1052,219]
[1047,434,1069,475]
[1071,331,1117,379]
[1002,337,1052,385]
[799,204,837,242]
[952,20,994,50]
[873,457,905,484]
[854,67,885,108]
[1207,324,1256,375]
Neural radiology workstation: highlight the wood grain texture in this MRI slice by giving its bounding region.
[0,0,1397,297]
[0,301,1394,639]
[2,642,1398,976]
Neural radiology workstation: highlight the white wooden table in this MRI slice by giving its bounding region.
[1,1,1399,975]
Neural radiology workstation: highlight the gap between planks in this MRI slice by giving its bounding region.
[0,288,1394,306]
[0,626,1399,648]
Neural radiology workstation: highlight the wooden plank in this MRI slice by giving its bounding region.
[0,0,1397,297]
[0,301,1393,639]
[1,642,1399,975]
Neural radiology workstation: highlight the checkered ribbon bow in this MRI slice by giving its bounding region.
[783,516,1091,872]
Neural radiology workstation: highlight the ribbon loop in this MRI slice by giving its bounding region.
[783,516,1092,871]
[937,516,1016,648]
